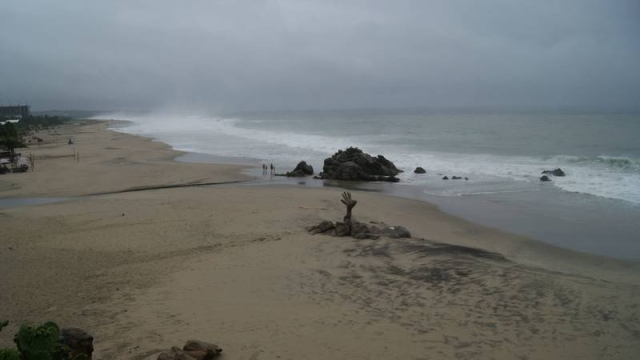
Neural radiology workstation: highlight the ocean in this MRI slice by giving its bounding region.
[99,109,640,260]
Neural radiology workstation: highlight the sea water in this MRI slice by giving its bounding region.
[97,109,640,260]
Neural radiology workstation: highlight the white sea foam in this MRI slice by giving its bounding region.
[94,113,640,205]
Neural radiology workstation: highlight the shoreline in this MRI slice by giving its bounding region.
[122,120,640,262]
[0,120,252,198]
[2,120,639,271]
[2,120,639,276]
[1,120,639,359]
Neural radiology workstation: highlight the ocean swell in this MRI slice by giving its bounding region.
[95,113,640,205]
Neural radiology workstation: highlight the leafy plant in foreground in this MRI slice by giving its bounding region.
[14,322,70,360]
[0,349,21,360]
[0,322,20,360]
[0,321,88,360]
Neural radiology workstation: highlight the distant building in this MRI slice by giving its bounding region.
[0,119,20,125]
[0,105,30,120]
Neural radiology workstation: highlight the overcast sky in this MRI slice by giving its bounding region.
[1,0,639,112]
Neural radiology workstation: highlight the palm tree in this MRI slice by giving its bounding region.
[0,122,26,163]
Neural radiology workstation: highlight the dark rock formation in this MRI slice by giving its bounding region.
[540,175,551,182]
[351,221,378,240]
[286,161,314,177]
[335,222,351,237]
[307,192,410,240]
[318,147,401,182]
[452,176,462,180]
[158,340,222,360]
[157,347,197,360]
[60,328,94,360]
[307,220,336,235]
[183,340,223,359]
[347,218,378,240]
[542,168,566,177]
[308,220,410,240]
[414,167,426,174]
[383,226,411,239]
[442,176,449,180]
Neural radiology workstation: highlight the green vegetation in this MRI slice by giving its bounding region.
[0,321,87,360]
[1,115,72,160]
[0,349,21,360]
[0,321,20,360]
[14,322,69,360]
[0,122,26,161]
[17,115,71,132]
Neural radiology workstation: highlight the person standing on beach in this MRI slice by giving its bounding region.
[270,163,274,174]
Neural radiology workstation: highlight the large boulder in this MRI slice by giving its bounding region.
[157,341,222,360]
[183,340,222,359]
[414,167,426,174]
[318,147,401,182]
[540,175,551,182]
[285,161,314,177]
[542,168,566,177]
[60,328,94,360]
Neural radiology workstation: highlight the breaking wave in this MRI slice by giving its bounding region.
[94,112,640,205]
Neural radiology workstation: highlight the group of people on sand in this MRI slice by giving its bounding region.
[262,163,275,176]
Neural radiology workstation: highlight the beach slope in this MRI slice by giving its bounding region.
[1,121,638,360]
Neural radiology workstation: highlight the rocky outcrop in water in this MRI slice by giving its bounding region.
[284,161,314,177]
[414,167,426,174]
[540,175,551,182]
[441,175,468,181]
[318,147,401,182]
[542,168,566,177]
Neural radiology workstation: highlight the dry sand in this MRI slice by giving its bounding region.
[0,120,248,197]
[1,121,639,359]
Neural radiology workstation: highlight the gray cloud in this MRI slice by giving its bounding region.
[1,0,639,111]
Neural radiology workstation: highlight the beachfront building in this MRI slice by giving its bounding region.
[0,119,20,125]
[0,105,30,121]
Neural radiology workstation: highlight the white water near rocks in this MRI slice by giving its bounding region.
[96,110,640,260]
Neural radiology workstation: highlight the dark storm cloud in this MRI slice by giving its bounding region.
[1,0,638,111]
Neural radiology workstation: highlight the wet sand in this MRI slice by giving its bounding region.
[1,121,639,359]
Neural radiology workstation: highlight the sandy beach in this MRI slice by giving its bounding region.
[1,121,639,360]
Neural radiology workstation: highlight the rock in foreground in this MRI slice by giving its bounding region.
[414,167,426,174]
[157,347,197,360]
[318,147,401,182]
[540,175,551,182]
[307,220,411,240]
[183,340,223,356]
[60,328,94,360]
[157,340,222,360]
